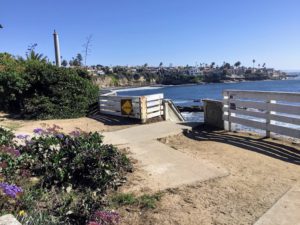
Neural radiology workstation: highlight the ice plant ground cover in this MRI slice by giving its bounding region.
[0,125,132,224]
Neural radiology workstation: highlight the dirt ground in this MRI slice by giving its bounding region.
[0,112,138,134]
[118,127,300,225]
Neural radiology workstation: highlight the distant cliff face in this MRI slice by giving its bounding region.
[92,75,156,88]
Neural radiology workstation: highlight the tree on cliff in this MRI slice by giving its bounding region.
[224,63,231,69]
[234,61,241,68]
[61,59,68,67]
[69,54,83,67]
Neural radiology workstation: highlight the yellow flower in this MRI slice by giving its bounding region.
[19,210,26,216]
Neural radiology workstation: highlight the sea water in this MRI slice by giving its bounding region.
[117,76,300,122]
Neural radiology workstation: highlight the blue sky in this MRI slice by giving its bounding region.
[1,0,300,70]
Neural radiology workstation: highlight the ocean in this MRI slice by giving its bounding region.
[117,76,300,122]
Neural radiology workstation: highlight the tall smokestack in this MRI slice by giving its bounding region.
[53,30,61,67]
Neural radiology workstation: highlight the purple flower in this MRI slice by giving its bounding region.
[33,128,44,135]
[16,134,30,139]
[88,222,101,225]
[56,133,64,139]
[69,130,81,137]
[14,149,20,157]
[0,182,23,198]
[1,146,20,157]
[93,211,120,225]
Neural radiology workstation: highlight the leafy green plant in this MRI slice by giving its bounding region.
[0,126,133,224]
[17,211,58,225]
[110,193,137,206]
[0,56,99,119]
[18,126,132,191]
[0,127,14,145]
[138,193,162,209]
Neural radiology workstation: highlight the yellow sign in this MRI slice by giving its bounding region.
[121,99,133,115]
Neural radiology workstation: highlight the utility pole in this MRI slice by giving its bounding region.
[53,30,61,67]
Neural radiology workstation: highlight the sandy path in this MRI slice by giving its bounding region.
[118,128,300,225]
[103,121,228,192]
[0,113,137,135]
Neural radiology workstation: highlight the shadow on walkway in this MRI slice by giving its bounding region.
[88,113,140,127]
[183,124,300,165]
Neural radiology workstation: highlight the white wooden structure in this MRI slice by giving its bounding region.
[223,90,300,139]
[99,91,164,123]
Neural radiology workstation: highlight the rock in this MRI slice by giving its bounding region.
[0,214,21,225]
[177,105,204,112]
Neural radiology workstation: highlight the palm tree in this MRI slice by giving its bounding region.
[27,50,47,62]
[252,59,256,68]
[18,44,47,63]
[159,62,163,68]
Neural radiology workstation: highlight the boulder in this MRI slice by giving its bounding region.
[0,214,21,225]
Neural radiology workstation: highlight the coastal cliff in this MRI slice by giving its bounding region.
[90,65,287,88]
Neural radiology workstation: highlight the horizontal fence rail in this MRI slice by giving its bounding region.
[99,91,164,123]
[223,90,300,139]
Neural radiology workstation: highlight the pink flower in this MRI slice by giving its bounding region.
[88,222,101,225]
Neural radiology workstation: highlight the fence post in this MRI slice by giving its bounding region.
[98,92,101,113]
[140,96,147,124]
[266,99,276,138]
[266,99,271,138]
[163,100,169,121]
[223,91,231,131]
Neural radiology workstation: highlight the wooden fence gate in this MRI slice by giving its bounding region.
[99,91,164,123]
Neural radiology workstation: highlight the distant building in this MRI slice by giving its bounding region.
[188,67,201,76]
[97,70,105,75]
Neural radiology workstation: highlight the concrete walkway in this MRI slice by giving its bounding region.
[103,121,228,191]
[254,183,300,225]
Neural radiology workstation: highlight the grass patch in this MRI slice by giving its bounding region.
[110,192,163,209]
[138,193,162,209]
[111,193,137,206]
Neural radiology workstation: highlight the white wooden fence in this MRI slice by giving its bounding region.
[99,91,164,123]
[223,90,300,139]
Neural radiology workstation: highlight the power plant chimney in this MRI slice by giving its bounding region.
[53,30,61,67]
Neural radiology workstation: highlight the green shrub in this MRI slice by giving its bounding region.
[17,126,132,190]
[22,62,99,119]
[0,57,99,119]
[0,127,14,146]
